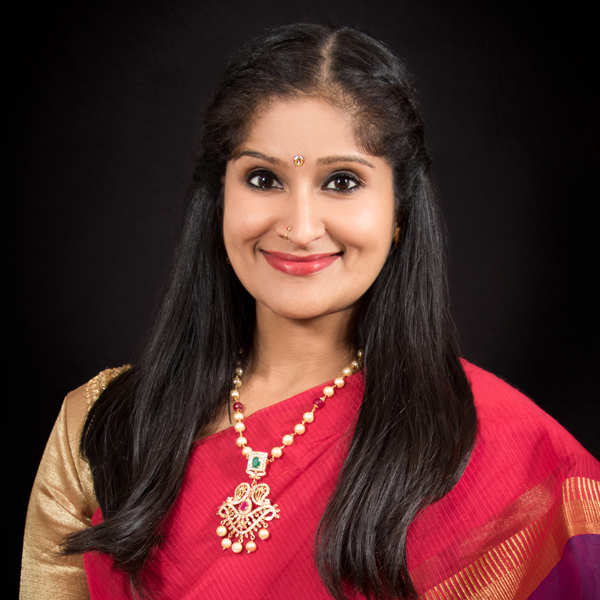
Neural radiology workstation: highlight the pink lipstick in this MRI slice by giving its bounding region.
[262,251,341,276]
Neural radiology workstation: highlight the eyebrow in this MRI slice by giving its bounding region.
[232,150,375,169]
[317,155,375,168]
[232,150,283,165]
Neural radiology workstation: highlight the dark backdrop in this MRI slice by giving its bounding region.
[13,0,599,592]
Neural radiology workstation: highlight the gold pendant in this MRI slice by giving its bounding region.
[216,451,280,553]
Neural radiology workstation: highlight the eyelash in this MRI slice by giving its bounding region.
[322,171,362,193]
[246,169,363,193]
[246,170,283,190]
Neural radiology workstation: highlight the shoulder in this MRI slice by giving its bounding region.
[461,359,555,422]
[83,365,132,406]
[461,359,599,478]
[62,366,132,493]
[408,362,599,600]
[61,365,131,434]
[53,365,133,511]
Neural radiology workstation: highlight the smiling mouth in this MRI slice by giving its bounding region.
[261,250,342,276]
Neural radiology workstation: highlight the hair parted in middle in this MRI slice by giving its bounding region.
[65,23,476,600]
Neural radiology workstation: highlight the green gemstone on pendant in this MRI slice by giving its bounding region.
[252,456,261,469]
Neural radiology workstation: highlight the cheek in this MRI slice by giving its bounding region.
[223,189,275,262]
[224,205,260,245]
[339,195,395,257]
[223,184,253,245]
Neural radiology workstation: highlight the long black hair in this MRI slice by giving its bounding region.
[64,23,477,600]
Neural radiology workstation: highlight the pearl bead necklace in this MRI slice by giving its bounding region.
[215,351,363,554]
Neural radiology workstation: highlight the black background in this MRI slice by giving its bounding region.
[13,0,599,592]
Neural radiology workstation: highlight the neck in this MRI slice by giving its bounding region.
[245,304,356,400]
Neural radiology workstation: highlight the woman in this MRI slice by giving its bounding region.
[21,23,599,600]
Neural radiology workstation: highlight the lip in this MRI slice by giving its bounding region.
[261,250,342,276]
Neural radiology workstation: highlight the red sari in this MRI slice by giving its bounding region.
[82,361,600,599]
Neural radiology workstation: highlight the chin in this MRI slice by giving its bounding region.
[258,295,355,322]
[268,304,330,321]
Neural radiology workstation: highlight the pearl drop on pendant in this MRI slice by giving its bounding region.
[216,525,227,537]
[232,542,243,553]
[258,528,270,540]
[221,538,232,549]
[246,540,257,553]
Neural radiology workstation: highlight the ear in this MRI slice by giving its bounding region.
[392,210,403,247]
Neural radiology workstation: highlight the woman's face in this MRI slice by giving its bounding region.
[223,97,396,322]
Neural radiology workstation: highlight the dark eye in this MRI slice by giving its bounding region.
[247,170,283,189]
[323,173,360,192]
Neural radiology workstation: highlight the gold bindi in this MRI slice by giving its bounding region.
[293,155,304,166]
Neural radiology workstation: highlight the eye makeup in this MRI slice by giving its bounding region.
[244,167,364,194]
[322,171,363,193]
[246,169,283,190]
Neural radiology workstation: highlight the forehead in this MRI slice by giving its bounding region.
[239,97,361,158]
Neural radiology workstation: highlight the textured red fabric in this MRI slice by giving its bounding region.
[83,362,600,599]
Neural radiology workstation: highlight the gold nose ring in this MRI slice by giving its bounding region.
[285,226,292,240]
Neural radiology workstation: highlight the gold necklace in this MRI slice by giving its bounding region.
[216,351,363,554]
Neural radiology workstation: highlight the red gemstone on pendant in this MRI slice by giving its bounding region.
[240,501,249,511]
[233,402,243,411]
[314,398,325,409]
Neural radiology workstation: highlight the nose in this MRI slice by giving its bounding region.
[283,184,326,247]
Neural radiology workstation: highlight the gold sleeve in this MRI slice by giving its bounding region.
[20,366,130,600]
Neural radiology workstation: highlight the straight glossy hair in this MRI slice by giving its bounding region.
[64,23,477,600]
